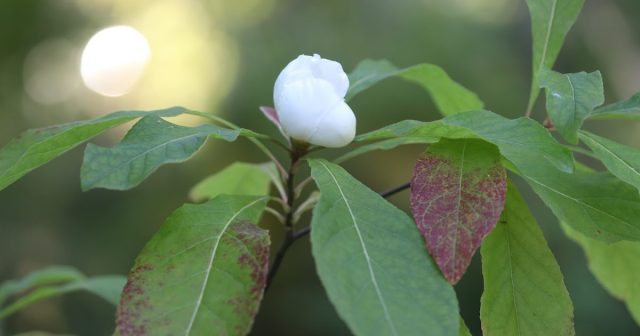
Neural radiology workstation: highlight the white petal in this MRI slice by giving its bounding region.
[306,101,356,148]
[273,54,349,102]
[307,54,349,98]
[275,77,341,142]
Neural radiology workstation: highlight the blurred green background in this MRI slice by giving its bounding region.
[1,0,640,335]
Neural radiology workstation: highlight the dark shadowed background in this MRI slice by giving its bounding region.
[1,0,640,335]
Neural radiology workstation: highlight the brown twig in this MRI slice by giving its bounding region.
[264,180,412,290]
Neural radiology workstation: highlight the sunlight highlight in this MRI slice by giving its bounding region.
[80,25,151,97]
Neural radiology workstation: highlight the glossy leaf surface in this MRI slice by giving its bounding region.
[539,69,604,144]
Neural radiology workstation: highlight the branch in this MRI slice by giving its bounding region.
[292,226,310,240]
[379,181,411,198]
[266,181,413,266]
[265,234,293,290]
[265,145,306,291]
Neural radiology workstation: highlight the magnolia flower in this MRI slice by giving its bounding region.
[273,54,356,148]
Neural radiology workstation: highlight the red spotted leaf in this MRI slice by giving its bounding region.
[410,138,506,284]
[116,195,269,336]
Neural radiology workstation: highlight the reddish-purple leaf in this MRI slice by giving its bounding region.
[410,138,506,284]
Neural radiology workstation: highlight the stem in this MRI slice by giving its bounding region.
[294,176,313,198]
[185,110,237,129]
[267,196,289,212]
[265,237,293,290]
[525,104,534,118]
[292,192,320,224]
[264,206,285,224]
[292,226,311,240]
[380,182,411,198]
[525,86,538,118]
[265,180,412,288]
[250,138,289,179]
[265,144,307,290]
[185,110,288,178]
[267,138,292,152]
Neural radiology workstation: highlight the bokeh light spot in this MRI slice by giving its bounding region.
[80,25,151,97]
[23,39,81,105]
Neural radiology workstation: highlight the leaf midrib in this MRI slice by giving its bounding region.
[504,224,523,335]
[566,74,578,125]
[450,140,468,276]
[184,197,266,335]
[317,161,399,336]
[526,176,638,233]
[582,133,640,184]
[538,0,558,72]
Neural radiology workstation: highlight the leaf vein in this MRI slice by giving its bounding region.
[317,161,398,336]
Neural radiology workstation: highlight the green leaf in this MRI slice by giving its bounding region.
[347,59,484,116]
[357,110,574,175]
[309,159,458,336]
[0,107,185,191]
[480,181,574,336]
[347,59,399,101]
[189,162,272,202]
[562,222,640,324]
[400,65,484,117]
[525,0,585,112]
[0,266,84,304]
[335,137,436,163]
[518,166,640,242]
[81,115,239,191]
[589,91,640,120]
[410,139,506,284]
[116,195,269,336]
[539,69,604,144]
[0,266,125,320]
[459,318,472,336]
[357,109,640,242]
[80,276,128,305]
[579,131,640,193]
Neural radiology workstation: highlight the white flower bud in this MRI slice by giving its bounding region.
[273,54,356,148]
